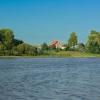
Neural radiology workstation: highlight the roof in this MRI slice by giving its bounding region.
[51,40,59,45]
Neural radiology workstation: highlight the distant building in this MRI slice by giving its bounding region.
[50,40,66,50]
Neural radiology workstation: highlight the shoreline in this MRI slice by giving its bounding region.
[0,51,100,58]
[0,55,100,58]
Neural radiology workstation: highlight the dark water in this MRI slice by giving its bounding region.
[0,58,100,100]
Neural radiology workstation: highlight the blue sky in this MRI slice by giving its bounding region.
[0,0,100,44]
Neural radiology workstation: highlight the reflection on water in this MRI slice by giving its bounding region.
[0,58,100,100]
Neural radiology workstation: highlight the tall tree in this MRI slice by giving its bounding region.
[68,32,78,48]
[41,43,49,50]
[86,30,100,53]
[0,29,14,49]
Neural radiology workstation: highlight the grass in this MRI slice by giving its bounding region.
[41,51,100,58]
[0,51,100,58]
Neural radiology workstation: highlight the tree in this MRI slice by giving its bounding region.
[16,43,38,55]
[68,32,78,49]
[77,43,85,52]
[0,33,2,41]
[13,39,23,46]
[41,43,49,50]
[0,28,40,56]
[0,29,14,49]
[0,43,5,55]
[16,43,27,54]
[86,30,100,53]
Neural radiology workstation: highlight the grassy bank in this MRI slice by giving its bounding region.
[0,51,100,58]
[42,51,100,58]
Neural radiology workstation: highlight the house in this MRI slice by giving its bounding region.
[50,40,66,50]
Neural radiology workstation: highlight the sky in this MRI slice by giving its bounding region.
[0,0,100,44]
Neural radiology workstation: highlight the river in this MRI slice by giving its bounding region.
[0,58,100,100]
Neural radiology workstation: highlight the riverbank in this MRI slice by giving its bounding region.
[48,51,100,57]
[0,51,100,58]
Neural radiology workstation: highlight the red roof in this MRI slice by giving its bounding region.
[51,40,59,45]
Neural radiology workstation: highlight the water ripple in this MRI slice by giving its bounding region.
[0,58,100,100]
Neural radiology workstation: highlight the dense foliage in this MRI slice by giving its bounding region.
[0,28,100,56]
[86,30,100,53]
[0,29,38,56]
[68,32,78,48]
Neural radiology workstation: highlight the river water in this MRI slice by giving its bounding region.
[0,58,100,100]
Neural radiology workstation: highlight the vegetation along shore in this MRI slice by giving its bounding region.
[0,28,100,57]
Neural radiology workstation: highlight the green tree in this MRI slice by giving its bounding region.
[41,43,49,50]
[0,28,39,56]
[0,43,5,55]
[16,43,26,54]
[16,43,38,56]
[0,29,14,49]
[13,39,23,46]
[68,32,78,49]
[77,43,85,52]
[86,30,100,53]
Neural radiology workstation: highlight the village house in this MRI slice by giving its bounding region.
[50,40,66,50]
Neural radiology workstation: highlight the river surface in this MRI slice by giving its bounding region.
[0,58,100,100]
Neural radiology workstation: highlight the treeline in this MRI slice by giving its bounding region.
[0,28,100,56]
[0,29,38,56]
[66,30,100,54]
[41,31,100,54]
